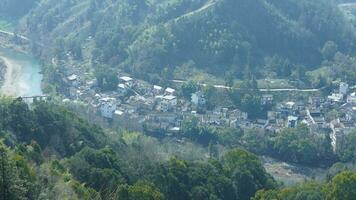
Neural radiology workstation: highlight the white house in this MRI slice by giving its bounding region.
[339,82,349,96]
[328,93,344,103]
[261,94,273,105]
[287,116,298,128]
[67,74,79,87]
[267,111,276,122]
[229,109,248,121]
[117,83,127,95]
[285,101,296,110]
[158,95,177,112]
[191,91,206,107]
[165,87,176,95]
[120,76,134,87]
[153,85,163,95]
[86,79,98,88]
[347,92,356,104]
[99,98,117,119]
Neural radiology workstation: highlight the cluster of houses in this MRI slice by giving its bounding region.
[63,70,355,152]
[263,82,356,153]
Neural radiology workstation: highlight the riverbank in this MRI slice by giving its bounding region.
[0,55,23,96]
[0,47,43,97]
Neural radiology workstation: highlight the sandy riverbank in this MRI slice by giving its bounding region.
[0,55,23,96]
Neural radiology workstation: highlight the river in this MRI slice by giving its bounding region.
[0,47,42,97]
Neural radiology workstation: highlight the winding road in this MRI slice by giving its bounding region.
[174,0,217,23]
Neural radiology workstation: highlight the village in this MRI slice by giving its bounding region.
[62,68,356,152]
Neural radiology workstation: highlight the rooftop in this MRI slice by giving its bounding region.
[153,85,163,90]
[67,74,78,81]
[328,93,344,102]
[114,110,124,116]
[118,84,126,89]
[163,95,177,100]
[165,88,176,93]
[120,76,133,82]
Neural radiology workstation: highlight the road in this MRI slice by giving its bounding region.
[338,2,356,8]
[0,29,30,41]
[174,0,217,23]
[172,80,320,92]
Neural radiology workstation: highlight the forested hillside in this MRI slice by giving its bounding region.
[19,0,356,84]
[0,0,38,19]
[1,98,356,200]
[0,98,279,199]
[253,171,356,200]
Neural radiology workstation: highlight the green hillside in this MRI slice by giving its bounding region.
[0,98,278,199]
[19,0,356,84]
[0,0,38,20]
[1,98,356,200]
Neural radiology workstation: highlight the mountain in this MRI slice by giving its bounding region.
[18,0,356,84]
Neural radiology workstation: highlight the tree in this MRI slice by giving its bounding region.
[325,171,356,200]
[154,157,190,200]
[54,38,65,60]
[68,40,83,60]
[240,93,262,119]
[242,129,269,154]
[0,143,27,200]
[321,41,338,60]
[181,117,218,146]
[253,182,325,200]
[67,147,127,196]
[94,65,119,91]
[203,84,217,110]
[181,116,200,135]
[273,124,333,165]
[181,81,198,100]
[117,181,164,200]
[222,149,277,200]
[336,130,356,162]
[129,181,164,200]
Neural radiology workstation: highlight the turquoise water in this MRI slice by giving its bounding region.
[0,48,42,96]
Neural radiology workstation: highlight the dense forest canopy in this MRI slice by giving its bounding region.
[0,98,279,199]
[0,99,355,199]
[16,0,356,84]
[0,0,38,19]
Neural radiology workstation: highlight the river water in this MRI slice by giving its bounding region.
[0,48,42,97]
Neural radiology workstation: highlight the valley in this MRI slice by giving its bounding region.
[0,0,356,200]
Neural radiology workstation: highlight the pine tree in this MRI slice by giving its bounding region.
[0,143,27,200]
